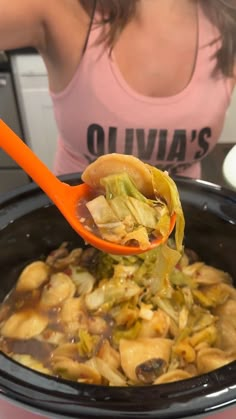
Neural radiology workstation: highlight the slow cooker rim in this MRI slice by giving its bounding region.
[0,173,236,205]
[0,352,236,418]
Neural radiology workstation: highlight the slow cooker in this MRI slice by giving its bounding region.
[0,175,235,419]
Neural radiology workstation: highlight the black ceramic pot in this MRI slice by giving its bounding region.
[0,175,235,419]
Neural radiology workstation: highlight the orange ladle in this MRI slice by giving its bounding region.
[0,120,176,255]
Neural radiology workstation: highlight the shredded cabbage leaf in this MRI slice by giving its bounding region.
[86,169,184,251]
[147,165,185,252]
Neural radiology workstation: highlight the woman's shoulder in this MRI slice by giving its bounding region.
[42,0,90,58]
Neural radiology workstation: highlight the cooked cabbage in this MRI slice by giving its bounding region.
[81,154,184,251]
[0,242,235,386]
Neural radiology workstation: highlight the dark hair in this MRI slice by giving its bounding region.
[80,0,236,77]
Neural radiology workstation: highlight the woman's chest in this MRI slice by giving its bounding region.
[113,18,198,98]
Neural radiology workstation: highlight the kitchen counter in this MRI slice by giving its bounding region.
[201,143,235,190]
[1,397,236,419]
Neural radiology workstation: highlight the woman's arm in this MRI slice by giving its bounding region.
[0,0,88,55]
[0,0,47,51]
[0,0,90,91]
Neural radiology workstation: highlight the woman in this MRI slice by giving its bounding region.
[0,0,236,177]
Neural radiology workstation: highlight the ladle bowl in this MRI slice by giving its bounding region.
[0,119,176,255]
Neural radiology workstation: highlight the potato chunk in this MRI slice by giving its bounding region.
[119,337,172,383]
[197,347,236,374]
[1,310,48,339]
[16,261,50,292]
[82,153,153,197]
[40,273,75,308]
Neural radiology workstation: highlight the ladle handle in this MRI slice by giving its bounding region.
[0,119,65,201]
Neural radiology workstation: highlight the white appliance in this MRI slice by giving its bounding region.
[10,54,58,171]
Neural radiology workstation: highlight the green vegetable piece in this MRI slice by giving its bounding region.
[100,173,148,202]
[77,329,99,357]
[147,165,185,252]
[113,320,142,346]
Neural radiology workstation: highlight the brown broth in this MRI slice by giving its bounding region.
[0,276,115,372]
[77,190,102,237]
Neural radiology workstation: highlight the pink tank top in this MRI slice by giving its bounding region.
[51,4,233,178]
